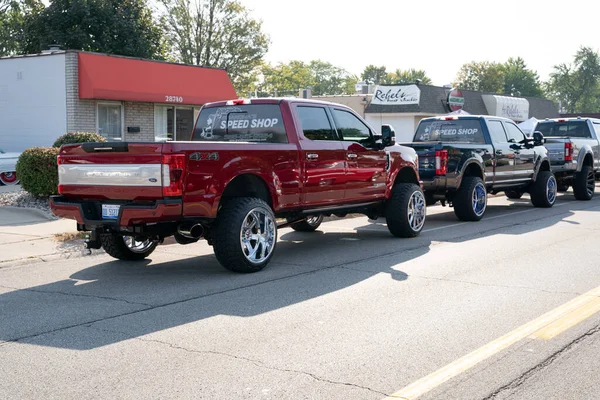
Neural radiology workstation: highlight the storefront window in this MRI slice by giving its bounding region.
[97,103,123,141]
[155,106,197,141]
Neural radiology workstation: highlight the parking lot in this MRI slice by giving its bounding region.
[2,189,600,399]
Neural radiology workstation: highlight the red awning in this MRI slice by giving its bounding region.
[78,52,237,105]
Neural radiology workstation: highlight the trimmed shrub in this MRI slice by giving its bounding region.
[53,132,106,148]
[16,147,60,197]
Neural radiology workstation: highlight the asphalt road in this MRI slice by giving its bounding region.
[2,188,600,399]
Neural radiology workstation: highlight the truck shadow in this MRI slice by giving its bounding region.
[0,232,422,350]
[2,192,597,350]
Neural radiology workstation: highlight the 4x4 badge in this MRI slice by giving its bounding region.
[190,152,219,161]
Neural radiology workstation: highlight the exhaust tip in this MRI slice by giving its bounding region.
[177,223,204,239]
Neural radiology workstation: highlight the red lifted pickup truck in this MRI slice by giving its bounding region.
[50,98,425,273]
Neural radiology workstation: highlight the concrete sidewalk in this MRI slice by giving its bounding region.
[0,207,88,265]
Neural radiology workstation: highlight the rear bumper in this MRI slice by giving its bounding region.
[49,196,183,228]
[420,175,450,192]
[550,161,578,174]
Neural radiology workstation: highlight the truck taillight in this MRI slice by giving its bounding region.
[435,150,448,175]
[162,154,186,197]
[565,142,573,161]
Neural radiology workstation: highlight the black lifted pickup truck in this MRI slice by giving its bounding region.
[407,115,556,221]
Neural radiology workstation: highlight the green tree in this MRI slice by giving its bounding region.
[260,60,312,96]
[21,0,167,60]
[159,0,269,95]
[454,61,505,93]
[309,60,356,95]
[361,65,388,85]
[503,57,543,97]
[260,60,358,96]
[546,46,600,113]
[389,68,432,85]
[0,0,43,56]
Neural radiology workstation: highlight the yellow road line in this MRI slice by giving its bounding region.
[384,285,600,400]
[531,296,600,340]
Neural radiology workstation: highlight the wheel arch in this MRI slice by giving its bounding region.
[394,166,419,185]
[457,159,484,188]
[218,173,275,212]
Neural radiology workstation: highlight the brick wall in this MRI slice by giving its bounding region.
[65,52,96,133]
[124,102,154,142]
[65,52,156,142]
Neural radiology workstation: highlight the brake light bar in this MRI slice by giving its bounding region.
[227,99,251,105]
[564,142,573,161]
[162,154,186,197]
[435,150,448,175]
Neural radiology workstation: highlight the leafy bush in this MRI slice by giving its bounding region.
[15,147,60,197]
[53,132,106,148]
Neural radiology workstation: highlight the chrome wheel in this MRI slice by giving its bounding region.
[586,170,595,198]
[0,171,18,185]
[306,215,322,226]
[122,236,157,254]
[239,208,276,265]
[472,183,487,217]
[407,190,426,232]
[547,176,557,204]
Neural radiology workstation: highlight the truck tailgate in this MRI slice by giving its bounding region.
[408,142,443,180]
[544,137,570,164]
[57,142,166,201]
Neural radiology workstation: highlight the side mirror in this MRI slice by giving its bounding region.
[532,131,545,145]
[382,124,396,147]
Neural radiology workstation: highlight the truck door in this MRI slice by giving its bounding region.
[329,107,387,202]
[486,120,516,185]
[293,105,347,206]
[504,121,535,182]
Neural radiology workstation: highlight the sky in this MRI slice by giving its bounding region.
[241,0,600,86]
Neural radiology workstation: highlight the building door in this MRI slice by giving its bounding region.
[155,106,196,141]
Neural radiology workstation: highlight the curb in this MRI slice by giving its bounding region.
[0,246,105,269]
[0,205,58,221]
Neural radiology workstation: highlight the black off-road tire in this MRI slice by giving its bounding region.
[530,170,557,208]
[213,197,277,273]
[100,234,158,261]
[573,165,595,201]
[288,215,323,232]
[505,190,523,200]
[453,176,487,221]
[385,183,426,238]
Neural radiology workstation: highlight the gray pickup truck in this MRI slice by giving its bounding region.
[534,117,600,200]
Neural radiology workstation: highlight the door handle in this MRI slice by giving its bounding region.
[347,153,358,159]
[307,153,319,160]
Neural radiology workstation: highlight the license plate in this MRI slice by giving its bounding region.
[102,204,120,220]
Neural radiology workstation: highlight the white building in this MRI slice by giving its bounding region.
[0,49,237,152]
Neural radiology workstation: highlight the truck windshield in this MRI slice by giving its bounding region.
[192,104,288,143]
[535,121,592,138]
[414,119,485,143]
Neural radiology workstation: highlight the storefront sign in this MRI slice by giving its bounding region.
[447,88,465,111]
[371,85,421,106]
[482,94,529,122]
[501,104,526,120]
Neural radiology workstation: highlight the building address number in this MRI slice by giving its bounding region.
[165,95,184,103]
